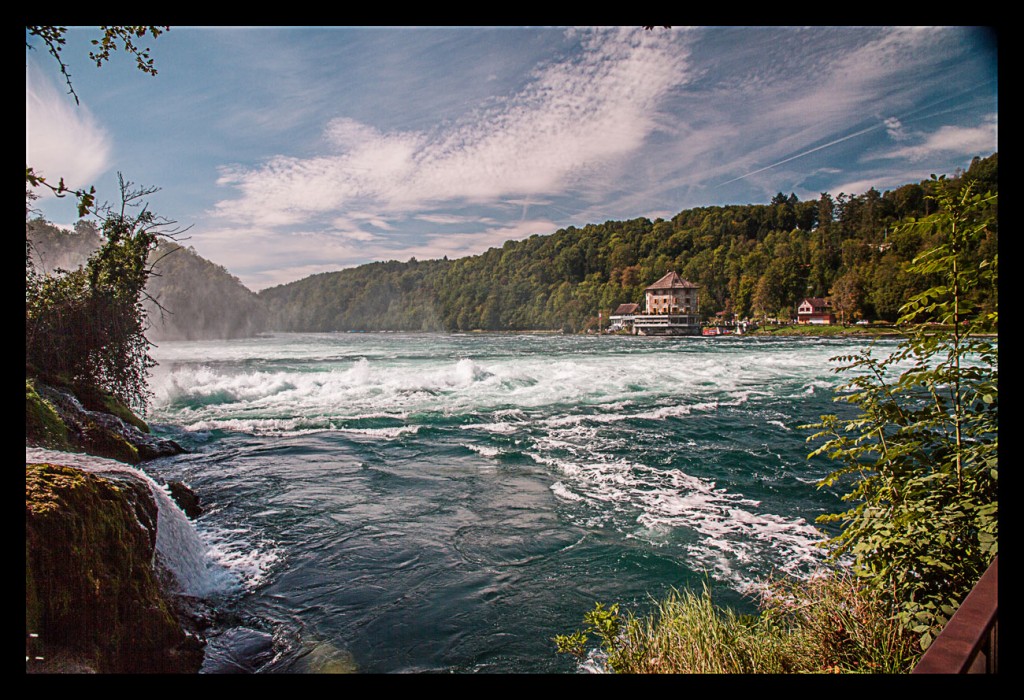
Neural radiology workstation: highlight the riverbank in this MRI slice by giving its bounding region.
[26,377,204,673]
[746,323,997,339]
[747,323,905,338]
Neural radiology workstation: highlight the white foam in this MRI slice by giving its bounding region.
[340,425,421,439]
[534,433,828,590]
[151,336,842,441]
[465,422,521,434]
[465,443,501,458]
[550,481,584,502]
[201,525,282,592]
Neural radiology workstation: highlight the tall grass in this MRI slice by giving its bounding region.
[556,569,920,673]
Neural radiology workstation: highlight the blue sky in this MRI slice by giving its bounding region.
[26,26,998,291]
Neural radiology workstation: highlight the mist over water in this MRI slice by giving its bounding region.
[135,332,893,673]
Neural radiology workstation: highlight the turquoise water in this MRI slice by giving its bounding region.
[137,332,893,673]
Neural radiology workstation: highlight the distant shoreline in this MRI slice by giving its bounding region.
[747,324,997,339]
[254,327,997,338]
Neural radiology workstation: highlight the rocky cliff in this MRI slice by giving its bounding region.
[26,463,204,672]
[26,378,185,464]
[26,379,205,673]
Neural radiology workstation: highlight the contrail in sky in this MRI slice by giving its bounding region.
[717,80,996,188]
[715,124,881,187]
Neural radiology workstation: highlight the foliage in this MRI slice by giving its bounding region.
[758,571,919,673]
[26,176,182,412]
[25,168,97,219]
[805,180,997,650]
[555,573,918,673]
[26,26,167,105]
[26,219,266,341]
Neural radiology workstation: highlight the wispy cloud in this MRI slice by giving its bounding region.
[884,117,905,140]
[25,61,112,190]
[211,27,691,227]
[400,220,559,262]
[661,28,966,199]
[883,115,997,162]
[415,213,499,226]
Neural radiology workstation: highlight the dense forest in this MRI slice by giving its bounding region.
[259,153,997,333]
[141,242,267,340]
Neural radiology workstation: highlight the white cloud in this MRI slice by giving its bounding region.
[885,116,997,162]
[884,117,905,140]
[347,211,396,230]
[673,27,961,200]
[210,27,692,228]
[415,213,498,226]
[25,62,112,191]
[401,220,559,262]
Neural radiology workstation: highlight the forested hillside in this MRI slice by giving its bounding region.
[26,218,104,274]
[259,153,997,333]
[143,242,267,340]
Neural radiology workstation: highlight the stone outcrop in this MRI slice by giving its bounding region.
[167,480,203,519]
[26,378,204,673]
[26,378,185,464]
[26,463,204,673]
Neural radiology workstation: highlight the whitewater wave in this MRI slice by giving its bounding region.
[534,431,828,591]
[150,340,821,433]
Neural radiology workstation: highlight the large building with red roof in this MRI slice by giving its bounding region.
[610,271,701,335]
[643,271,699,316]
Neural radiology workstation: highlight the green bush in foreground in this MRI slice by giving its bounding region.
[807,180,997,649]
[26,176,180,413]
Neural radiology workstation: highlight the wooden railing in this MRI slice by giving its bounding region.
[913,556,998,674]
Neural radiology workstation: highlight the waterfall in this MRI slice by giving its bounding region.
[26,447,229,598]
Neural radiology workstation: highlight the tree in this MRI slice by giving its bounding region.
[806,180,997,650]
[829,267,864,324]
[866,254,918,322]
[26,176,185,411]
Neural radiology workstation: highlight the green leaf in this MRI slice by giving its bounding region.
[920,631,933,650]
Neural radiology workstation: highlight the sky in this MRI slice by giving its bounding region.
[26,26,998,292]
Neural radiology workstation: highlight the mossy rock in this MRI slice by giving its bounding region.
[80,419,141,465]
[26,379,72,450]
[68,381,151,434]
[25,463,203,673]
[27,378,183,465]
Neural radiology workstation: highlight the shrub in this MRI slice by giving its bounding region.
[26,176,181,412]
[806,180,997,649]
